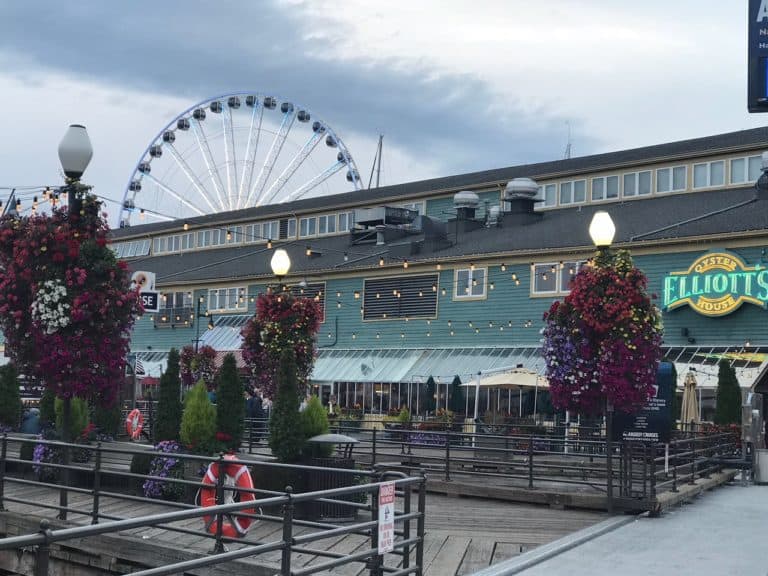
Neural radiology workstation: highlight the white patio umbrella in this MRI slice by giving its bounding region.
[462,369,548,420]
[680,370,700,428]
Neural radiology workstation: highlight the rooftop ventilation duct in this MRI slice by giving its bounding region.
[454,190,480,220]
[502,177,543,226]
[504,177,539,201]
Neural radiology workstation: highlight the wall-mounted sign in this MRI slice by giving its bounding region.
[749,0,768,112]
[662,252,768,317]
[130,270,160,313]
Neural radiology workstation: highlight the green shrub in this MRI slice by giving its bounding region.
[54,397,89,441]
[269,348,305,463]
[91,400,121,438]
[215,353,244,451]
[180,380,216,454]
[0,364,21,430]
[396,407,411,423]
[301,396,333,459]
[39,388,56,430]
[155,348,183,442]
[715,359,741,425]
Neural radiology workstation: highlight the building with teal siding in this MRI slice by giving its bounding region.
[111,127,768,419]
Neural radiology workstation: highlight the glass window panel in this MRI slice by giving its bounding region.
[657,168,671,193]
[606,175,619,198]
[559,182,572,204]
[338,212,348,231]
[287,218,296,238]
[471,269,486,296]
[456,269,470,297]
[300,218,309,237]
[672,166,686,190]
[623,173,636,196]
[748,155,762,181]
[308,217,316,235]
[693,163,708,188]
[318,215,327,235]
[533,264,556,292]
[573,180,586,203]
[545,184,557,206]
[638,171,651,195]
[560,261,579,291]
[591,177,605,200]
[710,161,724,186]
[327,215,336,233]
[730,158,746,184]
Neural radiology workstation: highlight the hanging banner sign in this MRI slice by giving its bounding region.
[662,252,768,317]
[748,0,768,111]
[377,481,396,554]
[613,362,674,443]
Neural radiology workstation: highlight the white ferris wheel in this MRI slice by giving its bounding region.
[119,92,363,227]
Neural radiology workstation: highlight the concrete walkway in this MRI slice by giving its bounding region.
[475,481,768,576]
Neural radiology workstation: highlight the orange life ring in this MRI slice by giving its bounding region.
[125,409,144,440]
[198,454,257,538]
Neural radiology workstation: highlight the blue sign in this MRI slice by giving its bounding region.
[612,362,675,443]
[748,0,768,111]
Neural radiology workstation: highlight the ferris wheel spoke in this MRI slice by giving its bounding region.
[142,174,207,217]
[238,104,263,210]
[165,144,220,214]
[250,106,297,207]
[222,108,237,211]
[260,132,324,206]
[191,121,228,212]
[284,161,345,203]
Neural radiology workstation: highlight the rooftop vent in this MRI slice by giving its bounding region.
[504,178,539,200]
[454,190,480,221]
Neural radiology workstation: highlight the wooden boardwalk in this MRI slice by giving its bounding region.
[0,481,606,575]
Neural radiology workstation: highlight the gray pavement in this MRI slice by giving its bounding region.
[475,481,768,576]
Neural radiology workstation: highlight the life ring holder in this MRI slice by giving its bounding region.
[197,454,258,538]
[125,408,144,440]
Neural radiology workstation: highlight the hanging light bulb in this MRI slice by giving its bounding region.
[379,256,385,267]
[432,284,437,292]
[501,263,507,272]
[354,290,360,299]
[344,252,349,261]
[441,287,446,296]
[306,246,312,256]
[267,239,273,249]
[183,222,189,231]
[436,263,442,271]
[490,282,495,290]
[140,208,145,220]
[226,229,232,241]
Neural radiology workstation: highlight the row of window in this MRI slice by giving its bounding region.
[150,211,355,256]
[539,154,762,208]
[112,239,151,259]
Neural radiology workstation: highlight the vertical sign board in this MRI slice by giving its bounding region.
[612,362,675,443]
[377,481,396,555]
[749,0,768,112]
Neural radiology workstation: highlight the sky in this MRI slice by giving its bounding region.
[0,0,763,227]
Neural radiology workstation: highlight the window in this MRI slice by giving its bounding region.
[538,184,557,207]
[197,229,211,247]
[208,287,247,312]
[454,267,487,299]
[180,232,194,251]
[623,171,651,197]
[591,175,619,201]
[693,160,725,189]
[656,166,687,193]
[338,212,349,232]
[318,214,336,235]
[532,261,585,295]
[299,217,317,237]
[363,274,438,320]
[287,218,297,238]
[557,180,586,205]
[263,220,279,241]
[730,155,762,184]
[154,291,193,328]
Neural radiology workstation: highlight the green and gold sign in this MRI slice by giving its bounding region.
[663,252,768,316]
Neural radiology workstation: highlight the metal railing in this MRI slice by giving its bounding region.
[0,435,426,576]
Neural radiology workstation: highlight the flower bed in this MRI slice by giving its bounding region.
[143,441,185,501]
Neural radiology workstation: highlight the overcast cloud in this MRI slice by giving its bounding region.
[0,1,763,225]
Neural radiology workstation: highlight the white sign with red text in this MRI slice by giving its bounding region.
[377,481,396,554]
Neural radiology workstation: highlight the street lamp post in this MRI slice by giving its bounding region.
[57,124,93,521]
[193,297,215,353]
[588,210,617,513]
[270,248,291,289]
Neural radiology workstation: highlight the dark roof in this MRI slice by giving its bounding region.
[128,185,768,286]
[111,126,768,241]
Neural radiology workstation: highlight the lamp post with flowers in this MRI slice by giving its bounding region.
[542,210,663,513]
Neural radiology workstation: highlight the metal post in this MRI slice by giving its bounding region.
[91,442,102,524]
[35,519,52,576]
[58,402,71,521]
[690,436,697,484]
[650,443,657,502]
[368,474,383,576]
[213,454,226,554]
[416,473,426,575]
[606,402,614,514]
[671,442,678,492]
[444,430,451,482]
[147,397,155,445]
[528,434,534,489]
[280,486,294,576]
[371,427,377,466]
[0,434,7,511]
[402,475,412,573]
